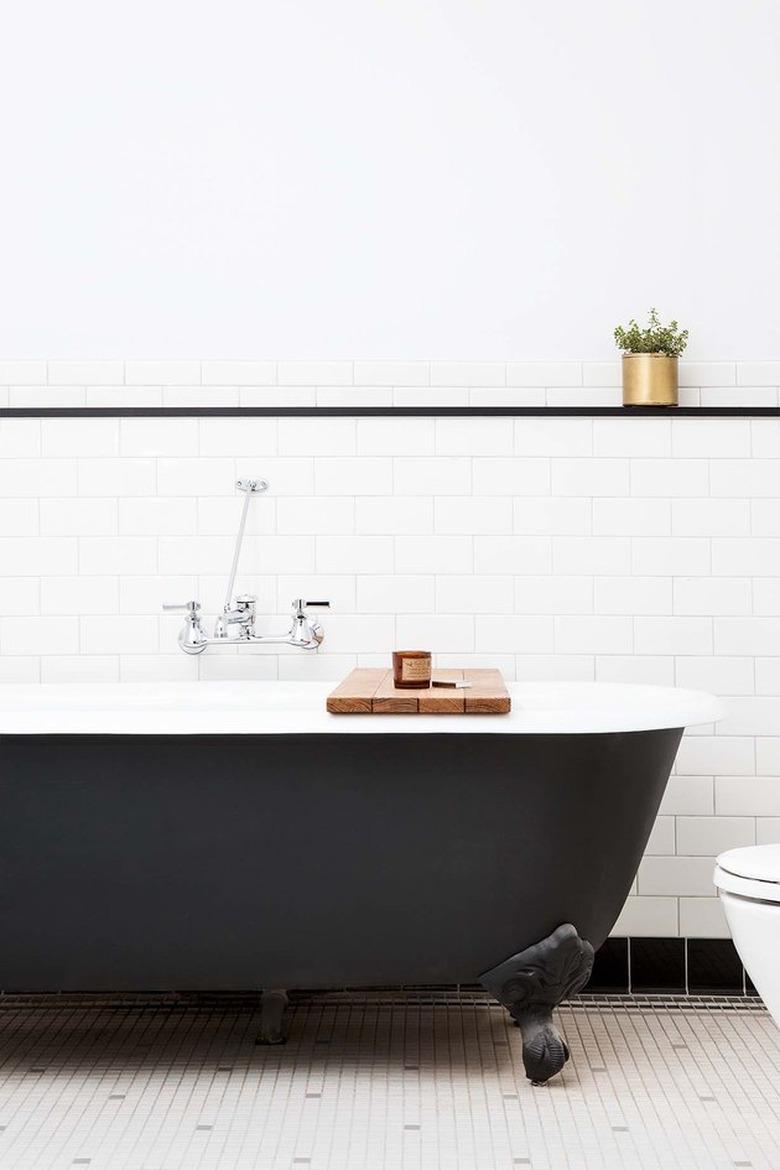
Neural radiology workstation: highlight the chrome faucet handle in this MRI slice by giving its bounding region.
[292,598,331,615]
[289,598,329,649]
[162,600,208,655]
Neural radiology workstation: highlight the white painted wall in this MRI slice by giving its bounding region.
[1,1,779,359]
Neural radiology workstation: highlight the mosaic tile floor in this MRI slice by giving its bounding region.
[0,992,778,1170]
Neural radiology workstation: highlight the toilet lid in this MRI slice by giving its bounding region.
[714,844,780,903]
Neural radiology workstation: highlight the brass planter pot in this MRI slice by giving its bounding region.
[622,353,678,407]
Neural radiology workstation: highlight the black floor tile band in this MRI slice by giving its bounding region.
[584,937,746,995]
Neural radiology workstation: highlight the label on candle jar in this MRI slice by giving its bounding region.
[401,657,431,682]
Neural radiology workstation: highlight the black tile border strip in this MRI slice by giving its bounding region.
[0,406,779,419]
[584,936,750,996]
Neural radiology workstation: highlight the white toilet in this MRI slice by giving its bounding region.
[714,844,780,1026]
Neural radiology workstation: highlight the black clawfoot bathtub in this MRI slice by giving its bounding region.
[0,680,720,1082]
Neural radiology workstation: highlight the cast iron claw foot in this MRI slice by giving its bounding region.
[255,989,289,1045]
[480,923,594,1085]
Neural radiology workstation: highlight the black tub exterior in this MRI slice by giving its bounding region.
[0,728,681,991]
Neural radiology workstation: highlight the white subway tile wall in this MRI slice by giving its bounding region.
[1,365,780,941]
[0,360,776,409]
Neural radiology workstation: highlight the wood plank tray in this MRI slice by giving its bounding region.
[326,668,511,715]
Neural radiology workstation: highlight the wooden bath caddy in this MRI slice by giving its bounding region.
[326,668,511,715]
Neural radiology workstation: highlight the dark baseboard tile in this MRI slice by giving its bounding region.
[584,937,750,996]
[687,938,745,994]
[585,938,630,993]
[631,937,687,993]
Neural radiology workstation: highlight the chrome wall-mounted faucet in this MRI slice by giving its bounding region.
[163,479,329,655]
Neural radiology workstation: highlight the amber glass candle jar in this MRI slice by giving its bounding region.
[392,650,432,689]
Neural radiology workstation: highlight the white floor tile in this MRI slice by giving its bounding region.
[0,994,776,1170]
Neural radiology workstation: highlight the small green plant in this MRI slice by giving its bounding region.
[614,308,688,357]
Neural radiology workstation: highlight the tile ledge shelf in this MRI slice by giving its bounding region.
[1,406,779,419]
